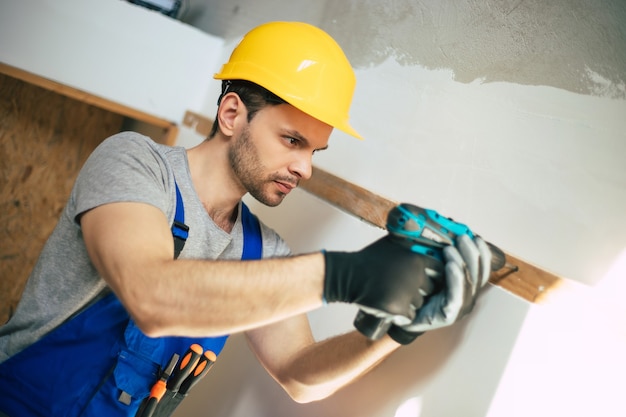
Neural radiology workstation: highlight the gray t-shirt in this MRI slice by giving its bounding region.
[0,132,290,363]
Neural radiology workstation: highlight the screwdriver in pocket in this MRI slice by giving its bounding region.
[178,350,217,396]
[166,344,203,394]
[138,353,179,417]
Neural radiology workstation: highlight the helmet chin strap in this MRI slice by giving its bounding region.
[217,80,233,105]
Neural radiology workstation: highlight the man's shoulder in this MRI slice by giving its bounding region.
[86,131,180,178]
[73,131,180,220]
[97,131,167,154]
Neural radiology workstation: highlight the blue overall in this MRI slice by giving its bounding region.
[0,183,262,417]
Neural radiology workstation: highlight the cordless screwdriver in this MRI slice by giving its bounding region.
[354,203,507,340]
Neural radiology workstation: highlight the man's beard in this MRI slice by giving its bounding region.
[228,126,295,207]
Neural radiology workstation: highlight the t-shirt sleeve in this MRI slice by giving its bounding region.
[70,132,173,223]
[259,221,292,258]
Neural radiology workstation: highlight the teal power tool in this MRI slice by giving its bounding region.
[353,203,507,340]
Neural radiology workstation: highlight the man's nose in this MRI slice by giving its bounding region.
[289,152,313,180]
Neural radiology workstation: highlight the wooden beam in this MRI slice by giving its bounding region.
[183,110,214,137]
[175,111,566,303]
[300,166,565,303]
[0,63,178,145]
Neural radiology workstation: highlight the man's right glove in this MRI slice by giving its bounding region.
[387,234,492,344]
[323,235,440,327]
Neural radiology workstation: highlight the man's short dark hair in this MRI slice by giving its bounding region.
[209,80,287,138]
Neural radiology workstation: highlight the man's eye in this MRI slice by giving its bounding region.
[285,136,299,146]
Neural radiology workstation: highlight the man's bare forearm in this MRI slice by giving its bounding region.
[274,331,400,403]
[116,253,326,338]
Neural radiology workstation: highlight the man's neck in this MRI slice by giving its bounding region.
[186,138,245,233]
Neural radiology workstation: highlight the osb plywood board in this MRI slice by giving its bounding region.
[0,73,124,324]
[0,63,178,146]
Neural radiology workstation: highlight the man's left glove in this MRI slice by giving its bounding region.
[323,235,435,326]
[387,234,492,345]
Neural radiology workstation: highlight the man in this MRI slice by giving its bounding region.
[0,22,490,416]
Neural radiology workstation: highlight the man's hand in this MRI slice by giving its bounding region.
[323,235,438,326]
[387,234,492,345]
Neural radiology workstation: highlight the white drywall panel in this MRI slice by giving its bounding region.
[174,189,531,417]
[313,59,626,286]
[179,55,626,417]
[176,1,625,414]
[196,7,626,287]
[244,191,626,417]
[3,0,620,415]
[0,0,223,123]
[486,249,626,417]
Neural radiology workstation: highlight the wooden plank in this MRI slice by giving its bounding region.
[300,166,397,230]
[177,111,566,303]
[183,110,214,137]
[0,63,178,145]
[300,166,565,303]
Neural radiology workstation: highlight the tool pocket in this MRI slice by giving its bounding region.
[78,347,158,417]
[0,293,131,417]
[77,318,167,417]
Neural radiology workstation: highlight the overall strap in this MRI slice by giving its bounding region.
[171,180,261,261]
[171,181,189,259]
[241,202,262,260]
[0,183,265,417]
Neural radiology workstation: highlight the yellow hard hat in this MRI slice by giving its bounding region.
[214,21,362,139]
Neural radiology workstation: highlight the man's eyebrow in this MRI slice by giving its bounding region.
[283,129,329,152]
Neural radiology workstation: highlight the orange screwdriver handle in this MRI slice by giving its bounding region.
[137,352,179,417]
[166,344,203,393]
[140,381,167,417]
[178,350,217,395]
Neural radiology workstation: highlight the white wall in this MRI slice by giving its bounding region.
[185,0,626,286]
[487,255,626,417]
[175,1,626,416]
[326,60,626,286]
[0,0,223,123]
[3,1,624,415]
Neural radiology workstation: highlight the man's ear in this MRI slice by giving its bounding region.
[217,92,246,136]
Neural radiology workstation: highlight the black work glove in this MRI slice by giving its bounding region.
[388,234,492,344]
[323,235,439,327]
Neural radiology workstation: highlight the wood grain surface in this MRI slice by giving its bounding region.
[0,63,178,145]
[181,110,565,303]
[0,73,125,323]
[301,166,565,303]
